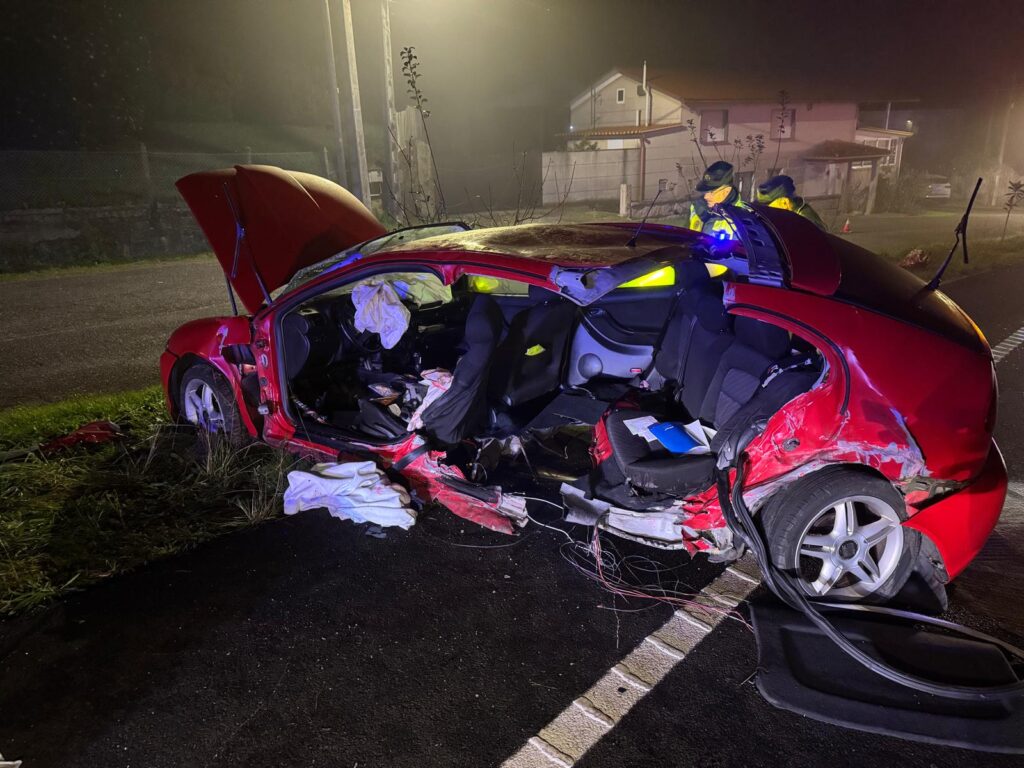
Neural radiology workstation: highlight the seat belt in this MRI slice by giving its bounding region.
[761,355,816,388]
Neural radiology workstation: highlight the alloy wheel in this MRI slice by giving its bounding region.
[182,378,227,433]
[794,494,905,599]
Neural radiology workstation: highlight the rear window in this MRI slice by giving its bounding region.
[831,236,984,352]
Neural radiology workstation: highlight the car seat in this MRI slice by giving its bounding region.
[419,294,505,445]
[602,316,795,498]
[488,285,577,407]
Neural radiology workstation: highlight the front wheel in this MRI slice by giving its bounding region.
[178,363,249,447]
[760,467,919,603]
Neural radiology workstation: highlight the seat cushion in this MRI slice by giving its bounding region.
[603,409,717,497]
[623,454,717,497]
[604,409,668,474]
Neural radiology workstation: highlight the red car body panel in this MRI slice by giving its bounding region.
[162,172,1007,584]
[176,165,386,312]
[663,279,1002,572]
[904,441,1007,579]
[755,205,842,296]
[162,315,260,437]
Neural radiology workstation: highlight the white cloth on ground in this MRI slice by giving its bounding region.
[283,461,416,529]
[351,280,411,349]
[407,368,453,431]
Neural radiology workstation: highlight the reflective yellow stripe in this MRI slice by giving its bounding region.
[467,275,502,293]
[619,265,676,288]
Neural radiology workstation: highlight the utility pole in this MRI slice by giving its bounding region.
[991,77,1017,207]
[380,0,400,217]
[321,0,348,188]
[341,0,371,205]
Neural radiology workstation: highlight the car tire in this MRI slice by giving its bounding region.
[177,363,249,447]
[759,466,920,603]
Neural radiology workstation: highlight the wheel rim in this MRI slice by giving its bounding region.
[794,494,904,599]
[182,379,226,433]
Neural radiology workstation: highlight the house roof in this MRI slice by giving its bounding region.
[570,66,917,107]
[803,140,893,162]
[561,123,687,140]
[856,125,915,137]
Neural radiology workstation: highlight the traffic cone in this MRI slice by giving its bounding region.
[840,218,852,234]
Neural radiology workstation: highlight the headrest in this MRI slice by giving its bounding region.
[734,316,790,358]
[696,294,730,333]
[465,295,503,344]
[677,260,712,290]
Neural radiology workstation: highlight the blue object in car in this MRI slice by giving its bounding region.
[649,422,700,454]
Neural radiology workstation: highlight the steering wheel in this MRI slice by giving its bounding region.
[338,309,384,355]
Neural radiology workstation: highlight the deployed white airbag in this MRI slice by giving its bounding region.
[351,280,411,349]
[283,461,416,529]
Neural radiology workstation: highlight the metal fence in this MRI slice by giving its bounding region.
[0,148,330,211]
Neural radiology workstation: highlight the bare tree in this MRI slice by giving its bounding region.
[464,150,576,227]
[400,46,446,219]
[771,90,789,173]
[685,119,707,167]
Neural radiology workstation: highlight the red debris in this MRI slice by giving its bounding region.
[40,420,123,455]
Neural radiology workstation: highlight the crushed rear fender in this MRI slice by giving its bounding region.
[904,440,1007,580]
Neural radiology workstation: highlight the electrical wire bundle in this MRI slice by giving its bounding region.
[525,496,750,629]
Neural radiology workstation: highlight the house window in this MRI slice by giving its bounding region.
[616,87,625,104]
[852,138,897,169]
[700,110,728,144]
[770,108,795,140]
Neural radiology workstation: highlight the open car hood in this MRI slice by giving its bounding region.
[176,165,386,313]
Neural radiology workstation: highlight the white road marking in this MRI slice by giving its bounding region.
[504,323,1024,767]
[990,325,1024,363]
[500,558,761,767]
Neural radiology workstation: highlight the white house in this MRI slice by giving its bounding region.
[543,66,908,216]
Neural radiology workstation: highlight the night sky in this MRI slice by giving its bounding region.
[3,1,1022,171]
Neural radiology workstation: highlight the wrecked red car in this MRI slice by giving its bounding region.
[162,164,1005,603]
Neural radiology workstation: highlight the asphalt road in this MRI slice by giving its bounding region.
[3,257,1024,767]
[0,256,228,408]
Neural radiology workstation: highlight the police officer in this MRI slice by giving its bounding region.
[688,161,747,238]
[755,174,826,230]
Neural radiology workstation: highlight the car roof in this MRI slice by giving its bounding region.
[373,222,704,266]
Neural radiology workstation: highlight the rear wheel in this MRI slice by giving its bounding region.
[760,467,919,603]
[178,363,248,447]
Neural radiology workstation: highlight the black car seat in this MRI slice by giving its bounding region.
[488,285,577,407]
[649,260,718,385]
[602,316,794,498]
[419,294,505,445]
[673,294,736,418]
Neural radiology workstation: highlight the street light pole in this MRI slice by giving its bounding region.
[380,0,400,217]
[991,77,1017,207]
[340,0,371,205]
[321,0,349,188]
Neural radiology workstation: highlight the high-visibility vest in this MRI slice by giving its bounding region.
[688,200,748,239]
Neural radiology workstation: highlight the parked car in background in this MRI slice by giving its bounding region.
[163,165,1006,604]
[924,175,953,199]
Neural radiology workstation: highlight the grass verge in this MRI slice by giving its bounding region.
[879,235,1024,282]
[0,387,297,617]
[0,251,216,282]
